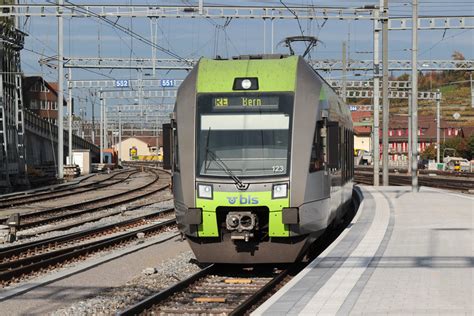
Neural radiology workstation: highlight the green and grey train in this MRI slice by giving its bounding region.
[165,55,354,264]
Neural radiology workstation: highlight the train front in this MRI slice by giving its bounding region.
[172,56,317,263]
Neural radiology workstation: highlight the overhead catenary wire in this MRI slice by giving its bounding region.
[47,0,189,64]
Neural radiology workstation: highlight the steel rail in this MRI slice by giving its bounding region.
[2,169,167,229]
[0,169,137,209]
[119,265,217,316]
[17,196,174,240]
[354,171,474,191]
[118,265,293,315]
[0,218,176,284]
[229,267,292,316]
[0,208,174,260]
[17,181,168,230]
[0,173,95,200]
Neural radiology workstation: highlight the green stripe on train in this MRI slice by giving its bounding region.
[196,56,299,93]
[196,191,290,237]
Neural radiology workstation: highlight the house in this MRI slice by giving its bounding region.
[352,111,372,153]
[114,136,162,161]
[22,76,67,125]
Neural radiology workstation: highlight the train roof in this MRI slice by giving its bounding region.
[197,55,299,93]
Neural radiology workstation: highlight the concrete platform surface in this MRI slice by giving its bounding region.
[253,186,473,315]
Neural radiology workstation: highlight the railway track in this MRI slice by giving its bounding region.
[119,264,292,316]
[0,208,176,287]
[17,195,174,239]
[0,169,135,209]
[117,188,360,315]
[1,169,170,231]
[354,171,474,192]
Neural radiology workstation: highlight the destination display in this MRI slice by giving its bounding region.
[212,96,279,110]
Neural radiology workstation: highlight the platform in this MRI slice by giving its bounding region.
[253,186,473,315]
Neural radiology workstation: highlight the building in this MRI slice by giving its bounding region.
[351,111,472,163]
[22,76,67,126]
[114,136,162,162]
[352,111,372,153]
[385,114,470,162]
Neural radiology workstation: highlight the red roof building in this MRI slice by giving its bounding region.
[351,111,472,162]
[22,76,67,126]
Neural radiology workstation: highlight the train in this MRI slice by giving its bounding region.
[165,54,354,264]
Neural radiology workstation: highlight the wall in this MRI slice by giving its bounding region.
[354,135,371,153]
[116,138,153,161]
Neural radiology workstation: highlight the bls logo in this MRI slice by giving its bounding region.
[226,195,259,205]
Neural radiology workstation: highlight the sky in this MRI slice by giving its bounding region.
[12,0,474,120]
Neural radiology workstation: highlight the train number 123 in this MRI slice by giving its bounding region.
[272,165,284,172]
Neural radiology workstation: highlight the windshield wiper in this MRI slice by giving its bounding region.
[204,128,248,190]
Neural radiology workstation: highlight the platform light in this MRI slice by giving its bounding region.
[272,183,288,199]
[197,184,213,199]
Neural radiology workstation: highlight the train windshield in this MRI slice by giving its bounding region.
[197,93,293,178]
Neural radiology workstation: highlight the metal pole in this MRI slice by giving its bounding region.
[0,67,9,184]
[471,73,473,108]
[271,19,274,54]
[342,41,347,102]
[436,89,441,163]
[198,0,203,15]
[104,98,108,151]
[118,108,122,166]
[150,18,157,77]
[408,93,412,173]
[382,0,390,185]
[67,68,73,165]
[373,9,381,186]
[99,92,103,163]
[57,0,64,179]
[411,0,419,191]
[263,19,266,54]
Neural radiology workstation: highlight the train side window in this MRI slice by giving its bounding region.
[162,123,173,170]
[327,122,340,169]
[173,122,180,171]
[309,121,324,173]
[171,120,179,172]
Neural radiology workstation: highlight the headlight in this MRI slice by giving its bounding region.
[197,184,213,199]
[272,183,288,199]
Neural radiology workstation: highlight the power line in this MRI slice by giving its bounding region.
[50,0,189,63]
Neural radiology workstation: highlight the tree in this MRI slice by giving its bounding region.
[441,137,470,159]
[452,51,465,61]
[421,144,436,160]
[467,134,474,161]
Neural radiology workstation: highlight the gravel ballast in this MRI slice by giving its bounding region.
[52,251,201,315]
[0,235,192,315]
